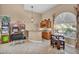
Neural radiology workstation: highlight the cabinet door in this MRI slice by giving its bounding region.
[42,32,51,40]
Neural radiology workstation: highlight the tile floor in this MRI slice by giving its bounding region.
[0,40,79,54]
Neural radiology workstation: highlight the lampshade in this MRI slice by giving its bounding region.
[31,17,34,23]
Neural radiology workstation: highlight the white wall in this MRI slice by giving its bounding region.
[0,4,41,31]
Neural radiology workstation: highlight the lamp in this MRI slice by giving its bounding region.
[31,5,34,23]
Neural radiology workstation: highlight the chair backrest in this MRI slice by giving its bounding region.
[58,35,64,41]
[51,35,57,40]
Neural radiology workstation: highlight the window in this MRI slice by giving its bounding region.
[54,12,76,39]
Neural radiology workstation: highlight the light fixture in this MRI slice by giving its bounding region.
[31,5,34,23]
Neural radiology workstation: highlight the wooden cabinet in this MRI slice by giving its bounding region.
[40,19,47,28]
[42,31,51,40]
[47,19,51,28]
[40,19,51,40]
[40,19,51,28]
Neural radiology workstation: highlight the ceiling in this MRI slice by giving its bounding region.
[24,4,57,13]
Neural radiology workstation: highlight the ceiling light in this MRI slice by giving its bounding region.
[31,5,34,23]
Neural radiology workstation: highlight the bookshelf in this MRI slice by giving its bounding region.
[1,16,10,43]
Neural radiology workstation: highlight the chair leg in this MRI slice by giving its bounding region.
[63,42,65,50]
[51,42,54,48]
[52,43,54,48]
[57,47,60,50]
[50,40,52,46]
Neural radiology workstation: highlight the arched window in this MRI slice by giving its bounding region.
[54,12,76,39]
